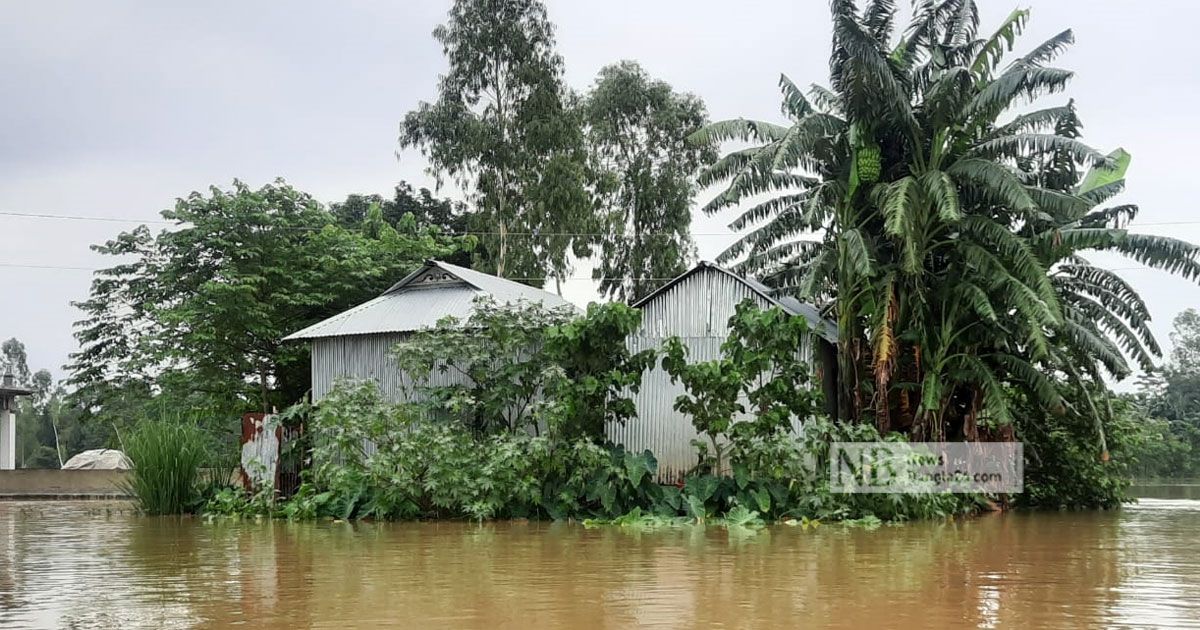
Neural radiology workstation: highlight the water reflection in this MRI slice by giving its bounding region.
[0,500,1197,628]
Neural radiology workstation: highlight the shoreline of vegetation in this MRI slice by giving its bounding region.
[123,299,1130,527]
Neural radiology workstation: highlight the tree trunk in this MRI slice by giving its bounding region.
[259,365,270,414]
[50,408,64,468]
[497,214,508,278]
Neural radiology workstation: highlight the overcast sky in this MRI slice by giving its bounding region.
[2,0,1198,387]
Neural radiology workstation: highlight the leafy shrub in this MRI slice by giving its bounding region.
[212,381,977,524]
[393,298,573,434]
[393,298,652,439]
[288,382,676,521]
[674,417,976,523]
[123,419,213,515]
[541,302,656,440]
[1016,394,1143,509]
[662,301,825,471]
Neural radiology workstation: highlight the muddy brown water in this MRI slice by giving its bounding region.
[1,494,1198,629]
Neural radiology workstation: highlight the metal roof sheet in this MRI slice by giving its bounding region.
[284,260,577,340]
[632,261,838,344]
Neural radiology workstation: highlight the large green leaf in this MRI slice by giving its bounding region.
[1077,148,1131,196]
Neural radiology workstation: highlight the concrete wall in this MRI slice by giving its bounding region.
[0,470,132,498]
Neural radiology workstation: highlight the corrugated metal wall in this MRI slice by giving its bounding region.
[311,266,825,482]
[607,267,817,483]
[312,333,480,458]
[312,333,473,403]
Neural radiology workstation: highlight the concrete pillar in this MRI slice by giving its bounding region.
[0,404,13,470]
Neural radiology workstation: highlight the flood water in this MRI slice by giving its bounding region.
[2,496,1199,629]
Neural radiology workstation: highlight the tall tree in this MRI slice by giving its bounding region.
[330,182,476,266]
[1142,309,1200,432]
[694,0,1200,445]
[400,0,592,288]
[0,338,31,384]
[67,179,462,419]
[583,61,716,302]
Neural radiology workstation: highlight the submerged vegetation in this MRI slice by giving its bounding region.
[206,302,978,524]
[206,381,978,524]
[122,419,229,516]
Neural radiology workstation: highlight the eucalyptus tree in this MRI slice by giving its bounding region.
[400,0,592,288]
[583,61,716,302]
[694,0,1200,443]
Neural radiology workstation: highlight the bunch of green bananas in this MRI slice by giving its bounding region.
[856,142,881,183]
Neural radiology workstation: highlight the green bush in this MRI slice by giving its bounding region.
[207,381,976,524]
[289,382,675,521]
[391,299,652,439]
[123,419,213,515]
[1016,395,1144,509]
[681,417,978,523]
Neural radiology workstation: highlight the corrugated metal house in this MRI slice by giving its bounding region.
[608,262,838,482]
[284,259,576,403]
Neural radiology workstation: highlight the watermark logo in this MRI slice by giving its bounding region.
[829,442,1023,493]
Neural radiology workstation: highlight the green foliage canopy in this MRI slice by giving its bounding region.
[400,0,592,287]
[693,1,1200,452]
[67,179,462,420]
[582,61,717,301]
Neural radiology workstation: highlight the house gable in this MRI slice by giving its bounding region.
[285,259,575,341]
[633,264,778,340]
[631,262,835,342]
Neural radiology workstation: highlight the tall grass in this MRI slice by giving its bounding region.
[123,420,212,515]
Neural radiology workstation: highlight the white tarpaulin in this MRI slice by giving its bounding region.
[62,449,133,470]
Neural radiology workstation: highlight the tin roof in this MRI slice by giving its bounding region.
[284,260,577,340]
[631,261,838,343]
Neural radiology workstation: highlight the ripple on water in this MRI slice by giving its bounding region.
[2,500,1199,629]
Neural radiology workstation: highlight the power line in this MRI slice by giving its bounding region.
[0,262,97,271]
[5,209,1200,232]
[0,261,1167,276]
[0,210,735,236]
[0,211,173,225]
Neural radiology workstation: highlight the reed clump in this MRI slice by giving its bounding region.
[123,420,212,515]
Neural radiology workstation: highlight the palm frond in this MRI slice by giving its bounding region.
[841,228,875,279]
[699,169,815,216]
[689,118,789,146]
[989,353,1063,408]
[968,133,1107,167]
[1111,233,1200,282]
[967,64,1073,121]
[970,7,1030,79]
[1078,204,1138,229]
[1057,314,1130,377]
[1077,179,1126,206]
[922,170,961,223]
[807,84,844,115]
[985,104,1077,140]
[948,158,1036,213]
[1017,29,1075,67]
[727,193,808,231]
[778,74,814,120]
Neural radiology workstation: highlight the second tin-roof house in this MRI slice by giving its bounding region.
[608,262,838,482]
